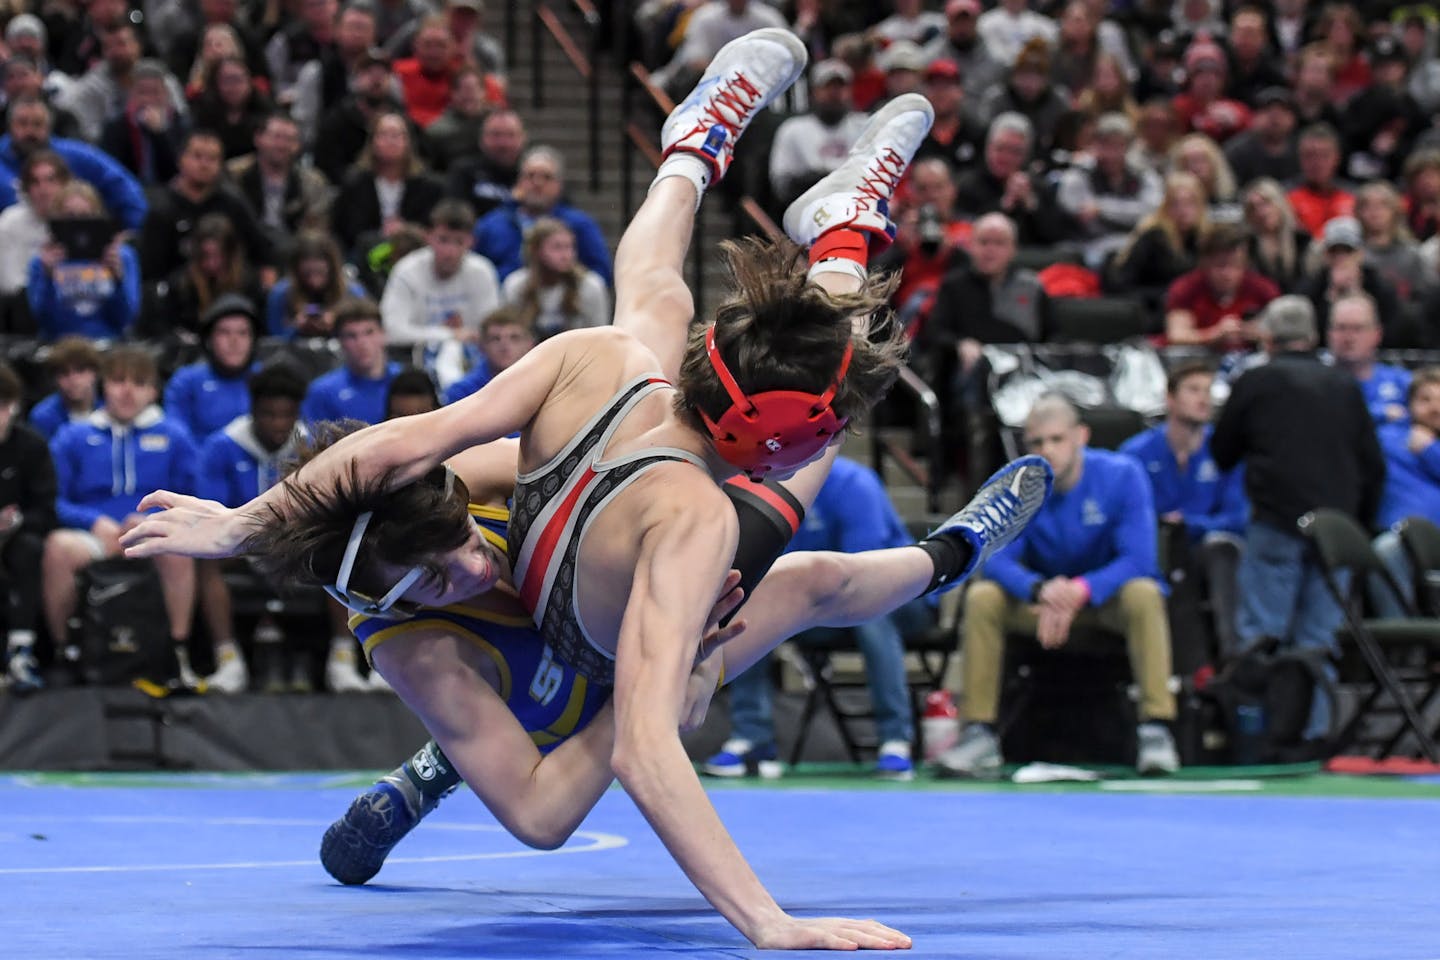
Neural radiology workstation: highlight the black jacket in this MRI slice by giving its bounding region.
[331,169,447,255]
[1296,263,1402,345]
[0,423,57,539]
[99,112,186,187]
[1211,350,1385,529]
[138,182,273,280]
[953,166,1065,245]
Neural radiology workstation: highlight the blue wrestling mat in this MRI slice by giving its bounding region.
[2,772,1436,959]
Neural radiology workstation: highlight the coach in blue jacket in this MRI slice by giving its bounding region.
[43,346,199,691]
[936,392,1179,779]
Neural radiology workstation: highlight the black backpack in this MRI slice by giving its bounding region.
[1205,639,1339,764]
[76,559,171,686]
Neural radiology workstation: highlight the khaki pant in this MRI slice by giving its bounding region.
[959,578,1176,724]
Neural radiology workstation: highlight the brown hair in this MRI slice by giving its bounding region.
[47,335,101,375]
[1198,222,1246,258]
[1166,359,1216,395]
[187,212,250,316]
[515,217,583,328]
[0,360,20,405]
[357,109,425,178]
[674,237,906,434]
[100,345,158,387]
[429,198,476,233]
[480,304,533,337]
[243,420,471,598]
[20,148,69,190]
[286,230,347,317]
[1408,366,1440,404]
[331,296,383,336]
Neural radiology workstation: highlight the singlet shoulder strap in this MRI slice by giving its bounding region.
[515,374,670,483]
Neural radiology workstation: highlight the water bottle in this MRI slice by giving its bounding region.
[921,689,960,762]
[1233,702,1265,765]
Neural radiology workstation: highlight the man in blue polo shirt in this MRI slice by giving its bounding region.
[302,298,403,427]
[1120,361,1247,659]
[1327,292,1411,427]
[701,456,926,781]
[162,294,260,445]
[1371,367,1440,616]
[937,392,1179,778]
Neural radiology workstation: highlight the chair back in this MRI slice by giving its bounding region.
[1049,296,1149,344]
[1081,405,1148,450]
[1297,509,1382,575]
[1397,516,1440,616]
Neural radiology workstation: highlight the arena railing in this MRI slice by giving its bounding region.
[528,0,604,192]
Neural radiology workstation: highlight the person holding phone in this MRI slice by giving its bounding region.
[26,181,139,341]
[264,230,368,338]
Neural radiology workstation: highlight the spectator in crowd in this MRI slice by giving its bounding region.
[442,305,535,404]
[875,40,927,101]
[1402,10,1440,114]
[379,199,501,346]
[393,16,460,129]
[1126,99,1175,178]
[137,129,271,283]
[28,183,140,342]
[61,24,187,144]
[446,107,526,218]
[313,47,407,186]
[827,33,887,111]
[923,0,1003,97]
[332,108,446,260]
[1241,178,1311,292]
[386,0,508,80]
[955,112,1063,245]
[1313,2,1369,103]
[1120,361,1246,658]
[769,59,869,209]
[226,112,331,258]
[264,0,338,107]
[3,17,71,107]
[1170,0,1226,43]
[302,297,403,427]
[976,38,1069,158]
[976,0,1056,71]
[1291,44,1343,131]
[874,0,946,46]
[1403,148,1440,243]
[1132,30,1185,104]
[424,66,493,172]
[265,230,368,339]
[2,53,82,141]
[182,24,250,101]
[1057,112,1163,264]
[1172,39,1251,145]
[290,0,379,135]
[649,0,788,98]
[1296,216,1402,343]
[1223,87,1300,188]
[188,56,274,161]
[1171,134,1240,223]
[703,456,925,781]
[1110,170,1210,306]
[147,212,266,339]
[1074,52,1139,124]
[162,294,260,444]
[195,363,310,693]
[1287,123,1354,237]
[1053,2,1105,94]
[385,366,442,419]
[1211,295,1385,748]
[29,337,102,443]
[44,346,201,693]
[472,145,612,283]
[1355,180,1435,303]
[1326,291,1411,428]
[0,360,57,693]
[873,157,969,328]
[937,392,1179,778]
[1269,0,1315,61]
[1164,223,1280,351]
[0,96,147,230]
[1225,6,1287,104]
[912,58,984,175]
[0,149,69,296]
[1370,367,1440,616]
[165,0,271,94]
[502,217,610,339]
[1341,36,1423,184]
[98,59,188,188]
[50,0,131,82]
[371,0,437,48]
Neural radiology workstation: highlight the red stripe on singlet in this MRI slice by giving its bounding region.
[520,464,600,614]
[726,476,802,535]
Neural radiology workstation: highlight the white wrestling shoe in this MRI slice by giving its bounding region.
[660,27,808,186]
[782,93,936,247]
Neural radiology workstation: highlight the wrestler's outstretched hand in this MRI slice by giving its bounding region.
[752,915,912,951]
[119,490,252,560]
[681,570,745,733]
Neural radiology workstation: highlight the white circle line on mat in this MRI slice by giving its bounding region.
[0,818,628,874]
[1099,780,1264,792]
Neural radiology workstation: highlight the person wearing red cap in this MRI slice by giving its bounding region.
[912,56,986,173]
[1173,39,1251,143]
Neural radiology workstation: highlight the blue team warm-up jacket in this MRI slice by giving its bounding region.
[198,416,304,508]
[51,407,196,529]
[162,361,255,445]
[1119,424,1247,542]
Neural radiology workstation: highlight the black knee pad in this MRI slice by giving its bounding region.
[722,477,805,625]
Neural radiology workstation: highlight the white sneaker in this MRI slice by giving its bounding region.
[660,27,808,184]
[205,644,249,694]
[326,646,370,693]
[782,93,936,247]
[1136,722,1181,776]
[367,669,394,693]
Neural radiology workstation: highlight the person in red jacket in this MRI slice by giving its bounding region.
[393,16,458,128]
[1172,39,1251,144]
[1286,123,1354,238]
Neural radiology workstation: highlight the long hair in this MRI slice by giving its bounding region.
[1171,133,1236,202]
[357,110,425,178]
[1241,177,1300,277]
[285,230,347,317]
[187,212,249,315]
[515,217,584,331]
[242,420,472,597]
[674,236,907,435]
[1116,170,1209,269]
[1356,180,1415,248]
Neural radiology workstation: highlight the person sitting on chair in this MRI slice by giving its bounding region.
[701,455,928,782]
[1120,361,1247,661]
[1369,367,1440,618]
[936,391,1180,778]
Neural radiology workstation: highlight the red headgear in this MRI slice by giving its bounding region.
[697,323,852,481]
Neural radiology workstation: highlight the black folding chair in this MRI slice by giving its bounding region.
[1049,296,1150,345]
[1297,510,1440,761]
[1396,517,1440,743]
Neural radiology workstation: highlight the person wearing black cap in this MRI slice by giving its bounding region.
[1340,35,1424,182]
[161,293,261,445]
[768,59,868,208]
[1224,87,1300,186]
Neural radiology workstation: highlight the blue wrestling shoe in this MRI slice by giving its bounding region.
[919,456,1053,594]
[702,739,783,779]
[320,772,454,885]
[5,646,44,694]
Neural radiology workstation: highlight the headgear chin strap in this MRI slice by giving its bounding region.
[324,467,456,617]
[698,323,853,481]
